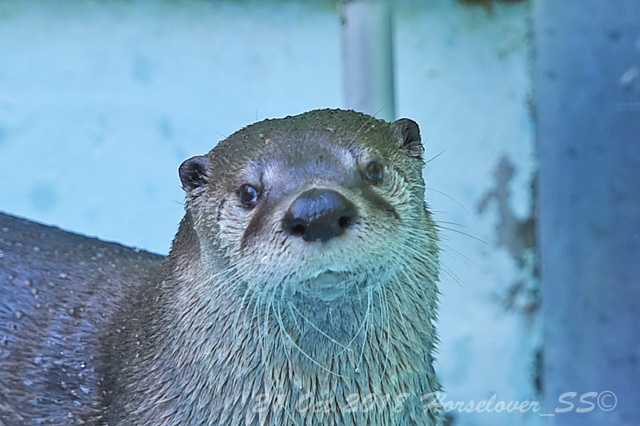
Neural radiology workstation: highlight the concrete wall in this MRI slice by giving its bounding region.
[0,1,539,425]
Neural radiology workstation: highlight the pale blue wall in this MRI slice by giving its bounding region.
[0,1,342,253]
[0,2,538,425]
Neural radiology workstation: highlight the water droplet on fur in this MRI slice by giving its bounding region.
[14,310,23,320]
[620,66,640,87]
[58,273,68,279]
[68,307,82,319]
[80,385,91,395]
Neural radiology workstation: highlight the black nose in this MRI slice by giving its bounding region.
[283,188,357,242]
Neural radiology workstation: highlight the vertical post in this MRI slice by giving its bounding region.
[341,0,396,121]
[535,1,640,425]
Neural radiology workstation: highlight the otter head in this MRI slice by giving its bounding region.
[177,109,434,305]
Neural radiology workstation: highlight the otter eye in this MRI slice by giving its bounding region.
[238,184,260,208]
[364,160,384,185]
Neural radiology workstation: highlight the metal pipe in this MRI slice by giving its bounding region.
[340,0,396,121]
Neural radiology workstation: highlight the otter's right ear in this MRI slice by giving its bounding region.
[393,118,424,159]
[179,155,211,192]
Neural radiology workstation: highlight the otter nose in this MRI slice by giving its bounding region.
[283,188,357,242]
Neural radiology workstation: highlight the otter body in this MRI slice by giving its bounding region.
[0,213,162,424]
[0,109,442,425]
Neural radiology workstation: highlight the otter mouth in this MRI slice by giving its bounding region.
[298,270,362,302]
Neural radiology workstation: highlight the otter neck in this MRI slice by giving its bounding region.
[159,266,440,424]
[125,217,441,424]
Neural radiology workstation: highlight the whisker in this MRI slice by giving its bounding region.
[289,302,351,352]
[354,288,372,373]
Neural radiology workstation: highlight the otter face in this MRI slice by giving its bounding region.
[178,110,434,302]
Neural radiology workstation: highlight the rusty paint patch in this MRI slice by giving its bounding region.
[458,0,527,13]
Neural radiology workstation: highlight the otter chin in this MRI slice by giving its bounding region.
[0,109,442,425]
[301,270,358,297]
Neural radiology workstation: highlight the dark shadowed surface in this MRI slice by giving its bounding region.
[0,212,162,424]
[535,1,640,425]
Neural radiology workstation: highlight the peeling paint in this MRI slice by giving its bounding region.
[477,155,539,316]
[477,156,535,266]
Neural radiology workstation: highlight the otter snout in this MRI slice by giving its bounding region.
[282,188,358,243]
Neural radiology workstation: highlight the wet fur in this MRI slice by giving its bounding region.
[0,109,442,425]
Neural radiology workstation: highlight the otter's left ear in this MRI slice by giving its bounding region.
[393,118,424,159]
[179,155,211,192]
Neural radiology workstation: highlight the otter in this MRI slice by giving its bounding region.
[0,109,442,425]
